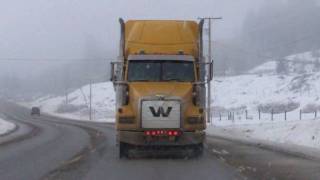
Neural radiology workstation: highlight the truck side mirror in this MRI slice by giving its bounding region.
[197,61,214,83]
[110,62,115,81]
[110,61,123,82]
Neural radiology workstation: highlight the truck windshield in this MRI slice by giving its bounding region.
[127,60,195,82]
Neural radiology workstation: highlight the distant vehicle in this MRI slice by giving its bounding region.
[31,107,40,116]
[111,18,213,158]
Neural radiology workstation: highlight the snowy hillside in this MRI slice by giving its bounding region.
[250,50,320,75]
[209,50,320,152]
[214,73,320,113]
[215,50,320,114]
[30,82,115,122]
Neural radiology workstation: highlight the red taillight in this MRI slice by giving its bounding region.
[173,131,178,136]
[144,130,181,136]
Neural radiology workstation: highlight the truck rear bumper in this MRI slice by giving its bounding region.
[117,130,205,146]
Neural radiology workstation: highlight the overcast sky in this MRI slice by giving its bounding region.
[0,0,266,80]
[0,0,263,60]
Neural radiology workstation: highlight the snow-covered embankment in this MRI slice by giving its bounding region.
[0,117,16,135]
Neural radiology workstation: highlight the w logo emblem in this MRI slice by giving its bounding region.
[149,107,172,117]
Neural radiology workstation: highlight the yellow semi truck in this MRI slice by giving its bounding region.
[111,18,213,158]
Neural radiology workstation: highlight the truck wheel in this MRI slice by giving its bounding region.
[119,142,128,158]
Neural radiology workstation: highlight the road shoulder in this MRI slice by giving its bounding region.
[206,127,320,161]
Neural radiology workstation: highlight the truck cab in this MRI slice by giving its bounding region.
[111,19,212,158]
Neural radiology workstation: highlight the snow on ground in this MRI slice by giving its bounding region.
[208,50,320,151]
[212,72,320,119]
[0,117,16,135]
[28,82,115,122]
[27,50,320,152]
[249,61,277,74]
[207,117,320,150]
[214,66,320,112]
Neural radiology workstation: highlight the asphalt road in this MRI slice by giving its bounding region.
[0,101,319,180]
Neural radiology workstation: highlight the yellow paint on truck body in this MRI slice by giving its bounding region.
[116,20,205,146]
[124,20,199,59]
[117,82,205,131]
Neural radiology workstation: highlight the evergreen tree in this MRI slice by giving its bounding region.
[276,59,288,74]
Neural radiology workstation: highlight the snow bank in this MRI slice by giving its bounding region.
[206,118,320,155]
[0,117,16,135]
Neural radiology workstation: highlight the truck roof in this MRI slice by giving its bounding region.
[124,20,199,59]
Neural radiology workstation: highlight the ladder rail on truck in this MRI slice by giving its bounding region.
[111,18,213,158]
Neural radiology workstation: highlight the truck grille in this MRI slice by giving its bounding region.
[141,100,181,128]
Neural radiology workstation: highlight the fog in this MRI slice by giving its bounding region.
[0,0,262,72]
[1,0,320,97]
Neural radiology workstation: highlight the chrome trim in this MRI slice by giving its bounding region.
[140,97,182,129]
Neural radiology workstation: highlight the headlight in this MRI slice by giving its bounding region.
[187,116,203,124]
[118,117,135,124]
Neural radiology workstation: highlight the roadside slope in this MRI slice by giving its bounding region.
[0,116,16,136]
